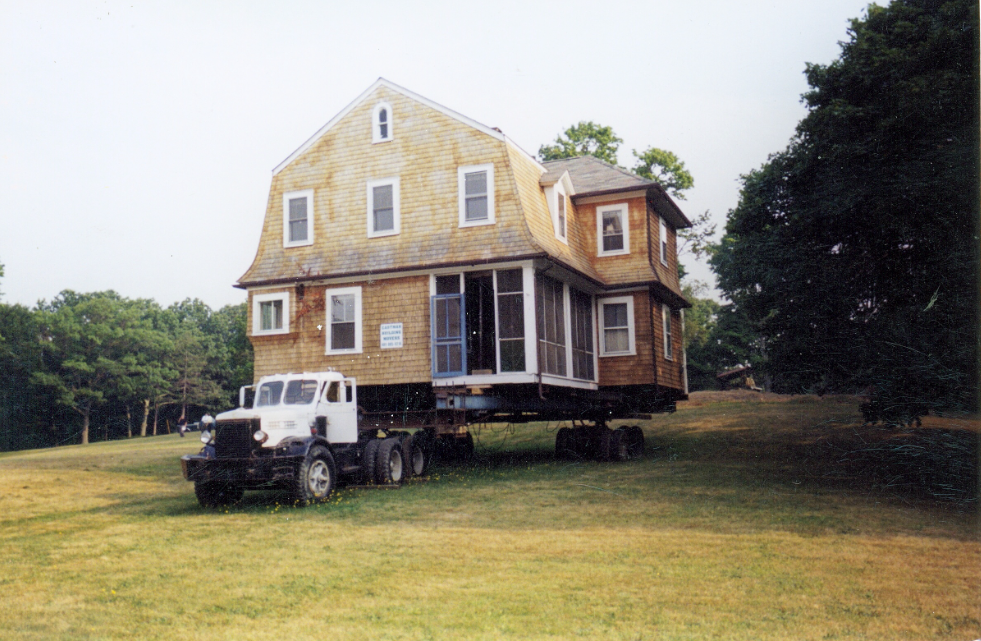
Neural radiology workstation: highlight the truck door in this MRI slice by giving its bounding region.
[318,379,358,444]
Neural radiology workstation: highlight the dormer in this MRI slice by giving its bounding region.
[540,170,575,244]
[372,101,393,143]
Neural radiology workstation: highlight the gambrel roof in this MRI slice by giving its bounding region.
[237,79,689,306]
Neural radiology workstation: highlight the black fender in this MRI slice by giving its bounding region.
[276,435,332,459]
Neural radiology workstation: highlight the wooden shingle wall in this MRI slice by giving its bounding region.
[651,295,685,390]
[250,275,432,385]
[578,196,658,285]
[649,204,680,293]
[597,290,655,387]
[239,87,544,287]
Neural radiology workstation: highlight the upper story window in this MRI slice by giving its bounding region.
[598,295,636,356]
[597,203,629,256]
[253,291,290,336]
[326,286,362,354]
[458,164,495,227]
[283,189,314,248]
[555,191,567,242]
[659,216,669,265]
[366,177,400,238]
[372,102,393,143]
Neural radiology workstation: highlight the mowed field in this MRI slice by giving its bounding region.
[0,392,978,641]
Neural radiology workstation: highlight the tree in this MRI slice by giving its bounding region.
[711,0,979,410]
[632,147,694,200]
[33,291,157,444]
[538,121,623,165]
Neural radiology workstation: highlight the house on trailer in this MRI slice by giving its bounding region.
[236,78,691,424]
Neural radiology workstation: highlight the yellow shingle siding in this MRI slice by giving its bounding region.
[239,87,544,287]
[251,275,432,385]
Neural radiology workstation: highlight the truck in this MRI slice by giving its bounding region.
[180,370,650,508]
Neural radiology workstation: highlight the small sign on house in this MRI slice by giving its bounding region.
[380,323,403,349]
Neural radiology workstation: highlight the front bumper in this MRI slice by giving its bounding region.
[181,452,303,486]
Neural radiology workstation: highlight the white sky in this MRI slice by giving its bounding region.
[0,0,871,310]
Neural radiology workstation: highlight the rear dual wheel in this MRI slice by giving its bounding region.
[375,437,405,485]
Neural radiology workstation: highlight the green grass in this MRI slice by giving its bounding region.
[1,392,978,640]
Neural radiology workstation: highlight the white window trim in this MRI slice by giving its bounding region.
[252,291,290,336]
[282,189,314,249]
[662,303,674,361]
[325,286,363,355]
[372,101,393,144]
[659,216,669,266]
[598,295,636,357]
[366,177,400,238]
[596,203,630,256]
[458,163,495,227]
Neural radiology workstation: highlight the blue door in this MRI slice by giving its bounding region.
[432,294,466,377]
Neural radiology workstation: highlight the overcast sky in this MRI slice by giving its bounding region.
[0,0,872,310]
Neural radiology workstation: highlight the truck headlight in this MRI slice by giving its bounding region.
[253,430,269,444]
[200,430,213,445]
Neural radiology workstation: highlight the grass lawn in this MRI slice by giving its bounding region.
[0,392,977,640]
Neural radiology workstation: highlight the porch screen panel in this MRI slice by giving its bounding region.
[432,294,465,377]
[496,269,525,372]
[535,274,566,376]
[570,288,595,381]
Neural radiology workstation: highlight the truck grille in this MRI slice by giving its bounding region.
[214,420,254,459]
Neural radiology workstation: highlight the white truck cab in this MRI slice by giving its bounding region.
[217,371,359,447]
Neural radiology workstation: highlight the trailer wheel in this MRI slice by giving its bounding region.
[626,425,645,459]
[555,427,573,459]
[460,432,475,461]
[194,481,243,509]
[610,427,629,462]
[405,432,428,477]
[375,438,404,485]
[362,438,381,484]
[294,446,336,506]
[596,428,613,462]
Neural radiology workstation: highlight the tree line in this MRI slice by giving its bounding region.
[0,274,252,451]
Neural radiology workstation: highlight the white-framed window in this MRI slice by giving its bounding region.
[283,189,314,248]
[326,286,362,354]
[659,216,669,266]
[555,190,568,242]
[366,177,400,238]
[598,296,636,356]
[372,102,393,143]
[597,203,629,256]
[458,164,495,227]
[252,291,290,336]
[662,303,674,360]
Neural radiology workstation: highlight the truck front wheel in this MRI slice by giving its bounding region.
[295,446,336,506]
[194,481,243,509]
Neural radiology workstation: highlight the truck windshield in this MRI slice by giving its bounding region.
[284,380,318,405]
[256,381,284,407]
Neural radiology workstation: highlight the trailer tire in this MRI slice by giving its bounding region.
[294,446,336,506]
[375,438,404,485]
[460,432,475,461]
[405,432,428,477]
[362,438,381,484]
[596,428,612,462]
[626,426,645,459]
[194,481,243,509]
[610,427,629,462]
[555,427,573,459]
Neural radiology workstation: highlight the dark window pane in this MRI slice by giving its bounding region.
[466,195,487,221]
[332,322,355,350]
[465,171,486,196]
[436,275,460,295]
[496,269,523,293]
[497,293,524,339]
[500,339,525,372]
